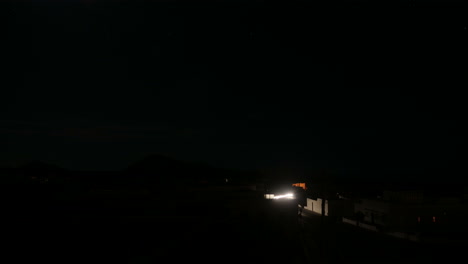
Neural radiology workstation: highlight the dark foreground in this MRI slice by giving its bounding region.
[299,209,468,264]
[4,184,305,264]
[4,182,467,264]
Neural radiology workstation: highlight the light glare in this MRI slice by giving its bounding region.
[273,193,294,199]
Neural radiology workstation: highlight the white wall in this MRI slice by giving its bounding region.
[305,198,328,216]
[387,231,420,242]
[319,198,328,216]
[360,222,378,232]
[306,198,314,211]
[343,217,357,226]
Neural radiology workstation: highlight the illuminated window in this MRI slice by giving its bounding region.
[433,216,436,223]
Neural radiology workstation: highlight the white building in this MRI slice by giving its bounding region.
[304,198,327,215]
[304,197,349,218]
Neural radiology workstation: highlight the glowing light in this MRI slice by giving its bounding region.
[433,216,436,223]
[273,193,294,199]
[292,183,307,190]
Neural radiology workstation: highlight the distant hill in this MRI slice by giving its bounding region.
[17,160,69,172]
[0,160,71,186]
[123,154,231,184]
[122,154,265,187]
[0,155,263,188]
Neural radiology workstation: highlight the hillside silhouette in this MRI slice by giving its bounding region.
[123,153,260,186]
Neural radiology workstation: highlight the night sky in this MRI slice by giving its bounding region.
[1,1,466,179]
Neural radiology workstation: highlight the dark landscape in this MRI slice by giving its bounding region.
[1,1,466,263]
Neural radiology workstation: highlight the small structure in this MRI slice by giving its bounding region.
[292,182,307,190]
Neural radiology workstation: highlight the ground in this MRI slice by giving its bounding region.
[4,183,466,264]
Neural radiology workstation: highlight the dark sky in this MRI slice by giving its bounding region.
[1,1,466,177]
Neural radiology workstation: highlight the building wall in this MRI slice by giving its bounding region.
[360,222,378,232]
[343,217,357,226]
[391,201,468,231]
[305,197,355,218]
[354,199,390,226]
[306,198,314,211]
[327,200,344,217]
[353,196,468,231]
[306,198,328,216]
[387,231,420,242]
[383,190,424,203]
[315,198,328,215]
